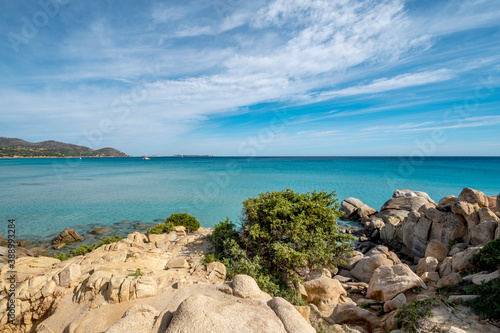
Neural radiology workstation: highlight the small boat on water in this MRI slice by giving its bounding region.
[142,155,150,160]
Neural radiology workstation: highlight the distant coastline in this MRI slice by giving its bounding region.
[0,137,128,158]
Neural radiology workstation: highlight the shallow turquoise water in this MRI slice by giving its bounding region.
[1,157,499,241]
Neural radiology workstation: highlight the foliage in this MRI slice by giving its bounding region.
[127,268,144,279]
[53,236,122,260]
[466,278,500,321]
[147,221,174,234]
[471,238,500,272]
[448,237,464,247]
[396,298,439,333]
[126,253,133,259]
[208,189,355,304]
[53,252,69,261]
[202,253,216,266]
[167,213,200,232]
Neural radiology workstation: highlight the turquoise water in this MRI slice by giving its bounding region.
[1,157,499,241]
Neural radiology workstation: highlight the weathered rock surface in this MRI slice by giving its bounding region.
[350,253,388,283]
[52,228,83,244]
[303,276,346,310]
[232,274,271,302]
[339,251,364,271]
[436,272,462,288]
[424,239,448,262]
[340,197,365,220]
[91,227,115,235]
[270,297,316,333]
[383,293,407,312]
[165,294,288,333]
[105,304,159,333]
[451,247,482,273]
[471,270,500,285]
[470,221,498,246]
[328,301,380,332]
[366,264,426,302]
[416,256,439,276]
[458,187,488,207]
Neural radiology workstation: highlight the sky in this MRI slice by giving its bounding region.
[0,0,499,156]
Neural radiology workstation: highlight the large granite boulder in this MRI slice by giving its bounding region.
[269,297,316,333]
[425,239,448,262]
[165,294,288,333]
[425,208,468,246]
[52,228,83,244]
[436,272,462,288]
[451,246,482,273]
[303,276,347,310]
[451,201,480,232]
[379,216,404,250]
[350,254,389,283]
[393,190,435,203]
[340,197,365,220]
[470,221,498,246]
[380,195,431,212]
[328,301,380,332]
[105,304,158,333]
[366,264,426,302]
[232,274,271,302]
[339,251,364,271]
[416,257,439,276]
[458,187,488,207]
[478,207,499,223]
[438,195,458,206]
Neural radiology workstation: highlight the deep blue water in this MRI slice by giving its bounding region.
[1,157,499,241]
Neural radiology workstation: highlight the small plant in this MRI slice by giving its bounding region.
[448,237,464,247]
[202,253,216,266]
[396,298,439,333]
[70,235,122,256]
[471,238,500,272]
[147,221,174,234]
[167,213,200,232]
[54,236,122,260]
[126,253,133,259]
[473,205,478,212]
[127,268,144,279]
[53,252,69,261]
[466,278,500,320]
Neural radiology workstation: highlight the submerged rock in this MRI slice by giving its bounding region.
[52,228,83,244]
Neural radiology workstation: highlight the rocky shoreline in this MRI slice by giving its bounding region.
[0,187,499,333]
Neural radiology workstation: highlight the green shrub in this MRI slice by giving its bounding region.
[54,236,122,259]
[466,278,500,320]
[127,268,144,279]
[167,213,200,232]
[471,238,500,272]
[147,221,174,234]
[53,252,69,261]
[396,298,439,332]
[208,189,355,304]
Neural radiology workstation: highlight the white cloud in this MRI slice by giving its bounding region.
[319,69,455,98]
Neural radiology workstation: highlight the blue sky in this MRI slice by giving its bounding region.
[1,0,499,156]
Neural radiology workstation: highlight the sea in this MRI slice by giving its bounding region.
[1,157,499,243]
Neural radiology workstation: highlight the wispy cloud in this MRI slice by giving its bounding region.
[319,69,455,98]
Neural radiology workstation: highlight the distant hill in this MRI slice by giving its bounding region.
[0,137,128,158]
